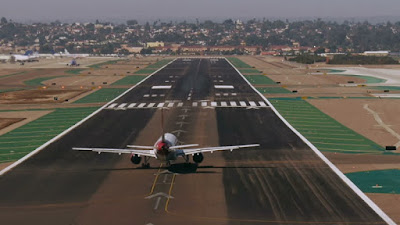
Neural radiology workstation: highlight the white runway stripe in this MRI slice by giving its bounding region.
[118,103,127,108]
[107,100,269,110]
[128,103,137,108]
[108,103,118,108]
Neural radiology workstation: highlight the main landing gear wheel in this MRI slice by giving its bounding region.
[141,163,150,168]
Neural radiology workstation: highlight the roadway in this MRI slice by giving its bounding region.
[0,58,387,224]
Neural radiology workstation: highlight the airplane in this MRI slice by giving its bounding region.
[67,59,80,67]
[13,50,39,62]
[0,55,10,63]
[61,49,89,58]
[73,110,259,167]
[73,133,259,168]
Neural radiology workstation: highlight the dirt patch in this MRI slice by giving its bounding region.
[0,89,86,104]
[267,74,366,85]
[323,152,400,173]
[0,118,25,130]
[367,193,400,223]
[0,110,53,136]
[308,99,400,151]
[0,162,13,171]
[42,75,124,87]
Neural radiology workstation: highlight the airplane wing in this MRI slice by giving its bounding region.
[126,145,154,149]
[72,147,156,157]
[177,144,259,156]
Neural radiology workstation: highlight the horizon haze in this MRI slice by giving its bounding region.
[1,0,400,23]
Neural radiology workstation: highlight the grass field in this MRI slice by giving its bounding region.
[0,107,98,163]
[369,86,400,91]
[111,75,146,86]
[133,58,172,75]
[346,169,400,194]
[134,68,158,75]
[257,87,292,94]
[65,68,86,74]
[88,60,120,69]
[146,59,172,68]
[24,76,65,86]
[0,71,26,78]
[226,57,253,68]
[346,75,386,84]
[244,75,277,85]
[0,88,25,93]
[270,99,385,154]
[74,88,127,103]
[239,68,263,74]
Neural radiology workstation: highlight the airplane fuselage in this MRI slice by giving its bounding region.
[153,133,178,162]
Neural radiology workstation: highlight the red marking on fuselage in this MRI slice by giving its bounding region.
[156,141,169,155]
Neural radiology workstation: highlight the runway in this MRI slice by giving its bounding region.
[0,58,388,224]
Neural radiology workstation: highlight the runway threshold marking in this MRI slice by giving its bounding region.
[108,103,118,108]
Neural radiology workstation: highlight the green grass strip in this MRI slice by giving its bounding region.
[226,57,253,68]
[244,75,276,85]
[65,69,86,74]
[344,75,386,84]
[74,88,127,104]
[134,68,158,75]
[112,75,146,86]
[369,86,400,91]
[240,68,262,74]
[257,87,291,94]
[0,71,27,78]
[346,169,400,194]
[270,99,385,154]
[24,76,65,86]
[88,60,120,69]
[0,107,97,162]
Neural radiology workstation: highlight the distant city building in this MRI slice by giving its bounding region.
[146,42,164,48]
[363,51,390,56]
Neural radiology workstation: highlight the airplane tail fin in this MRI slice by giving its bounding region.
[161,108,165,142]
[24,50,33,56]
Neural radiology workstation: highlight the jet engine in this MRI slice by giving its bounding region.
[130,154,141,164]
[193,153,204,163]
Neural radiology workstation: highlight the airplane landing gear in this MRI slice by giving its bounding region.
[141,163,150,168]
[141,157,150,168]
[184,155,190,163]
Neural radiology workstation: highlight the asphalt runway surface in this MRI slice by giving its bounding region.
[0,58,387,225]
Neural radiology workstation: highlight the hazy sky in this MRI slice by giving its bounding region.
[1,0,400,22]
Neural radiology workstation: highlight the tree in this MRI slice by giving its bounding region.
[118,48,130,55]
[144,22,150,31]
[1,17,7,24]
[127,20,138,26]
